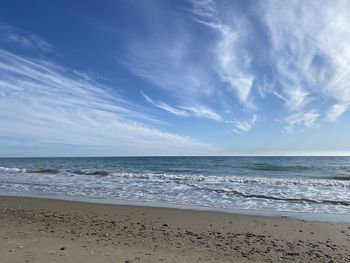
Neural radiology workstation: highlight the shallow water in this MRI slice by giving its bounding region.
[0,156,349,214]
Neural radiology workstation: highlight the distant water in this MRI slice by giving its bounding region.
[0,157,350,214]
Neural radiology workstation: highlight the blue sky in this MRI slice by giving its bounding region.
[0,0,350,156]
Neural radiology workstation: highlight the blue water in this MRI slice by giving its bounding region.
[0,156,349,214]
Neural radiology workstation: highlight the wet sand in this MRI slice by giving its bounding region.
[0,196,350,262]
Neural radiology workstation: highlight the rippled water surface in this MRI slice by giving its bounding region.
[0,156,349,214]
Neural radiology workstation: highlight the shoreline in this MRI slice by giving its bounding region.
[1,192,350,223]
[1,195,350,262]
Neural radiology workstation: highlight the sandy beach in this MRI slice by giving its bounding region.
[0,196,349,262]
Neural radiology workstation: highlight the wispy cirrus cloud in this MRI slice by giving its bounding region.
[123,0,350,134]
[284,110,320,133]
[283,88,313,112]
[141,91,221,121]
[261,0,350,127]
[0,48,218,155]
[325,103,350,123]
[191,0,255,108]
[181,105,222,121]
[233,115,257,133]
[0,23,52,52]
[141,91,188,117]
[190,0,349,131]
[122,0,258,133]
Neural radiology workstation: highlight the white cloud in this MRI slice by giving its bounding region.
[0,23,52,52]
[141,91,189,117]
[123,0,257,128]
[258,0,350,130]
[0,49,218,155]
[325,103,350,122]
[284,87,313,112]
[262,0,350,108]
[180,105,222,121]
[284,110,320,132]
[234,115,257,133]
[127,0,350,134]
[191,0,255,107]
[141,91,221,121]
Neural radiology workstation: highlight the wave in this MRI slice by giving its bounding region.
[0,166,109,176]
[0,166,25,173]
[190,184,350,207]
[26,168,59,174]
[1,166,350,188]
[108,172,350,188]
[70,169,109,176]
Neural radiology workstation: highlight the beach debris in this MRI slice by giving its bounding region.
[17,245,23,249]
[9,249,15,252]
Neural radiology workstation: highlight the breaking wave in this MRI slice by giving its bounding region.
[1,166,350,188]
[189,184,350,207]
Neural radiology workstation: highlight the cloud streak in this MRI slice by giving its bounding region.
[325,103,350,123]
[0,23,52,52]
[233,115,257,133]
[141,91,221,121]
[284,110,320,132]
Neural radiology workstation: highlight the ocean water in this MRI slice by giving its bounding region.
[0,156,349,215]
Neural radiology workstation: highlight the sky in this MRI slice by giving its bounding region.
[0,0,350,157]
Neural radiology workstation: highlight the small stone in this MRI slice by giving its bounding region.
[162,224,168,227]
[60,247,66,250]
[18,245,23,249]
[9,249,15,252]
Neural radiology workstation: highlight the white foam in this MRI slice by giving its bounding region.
[0,166,25,173]
[107,172,350,188]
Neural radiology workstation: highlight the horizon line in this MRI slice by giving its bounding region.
[1,155,350,158]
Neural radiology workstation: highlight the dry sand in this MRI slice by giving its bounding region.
[0,196,349,262]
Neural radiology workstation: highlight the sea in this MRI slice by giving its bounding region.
[0,156,349,217]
